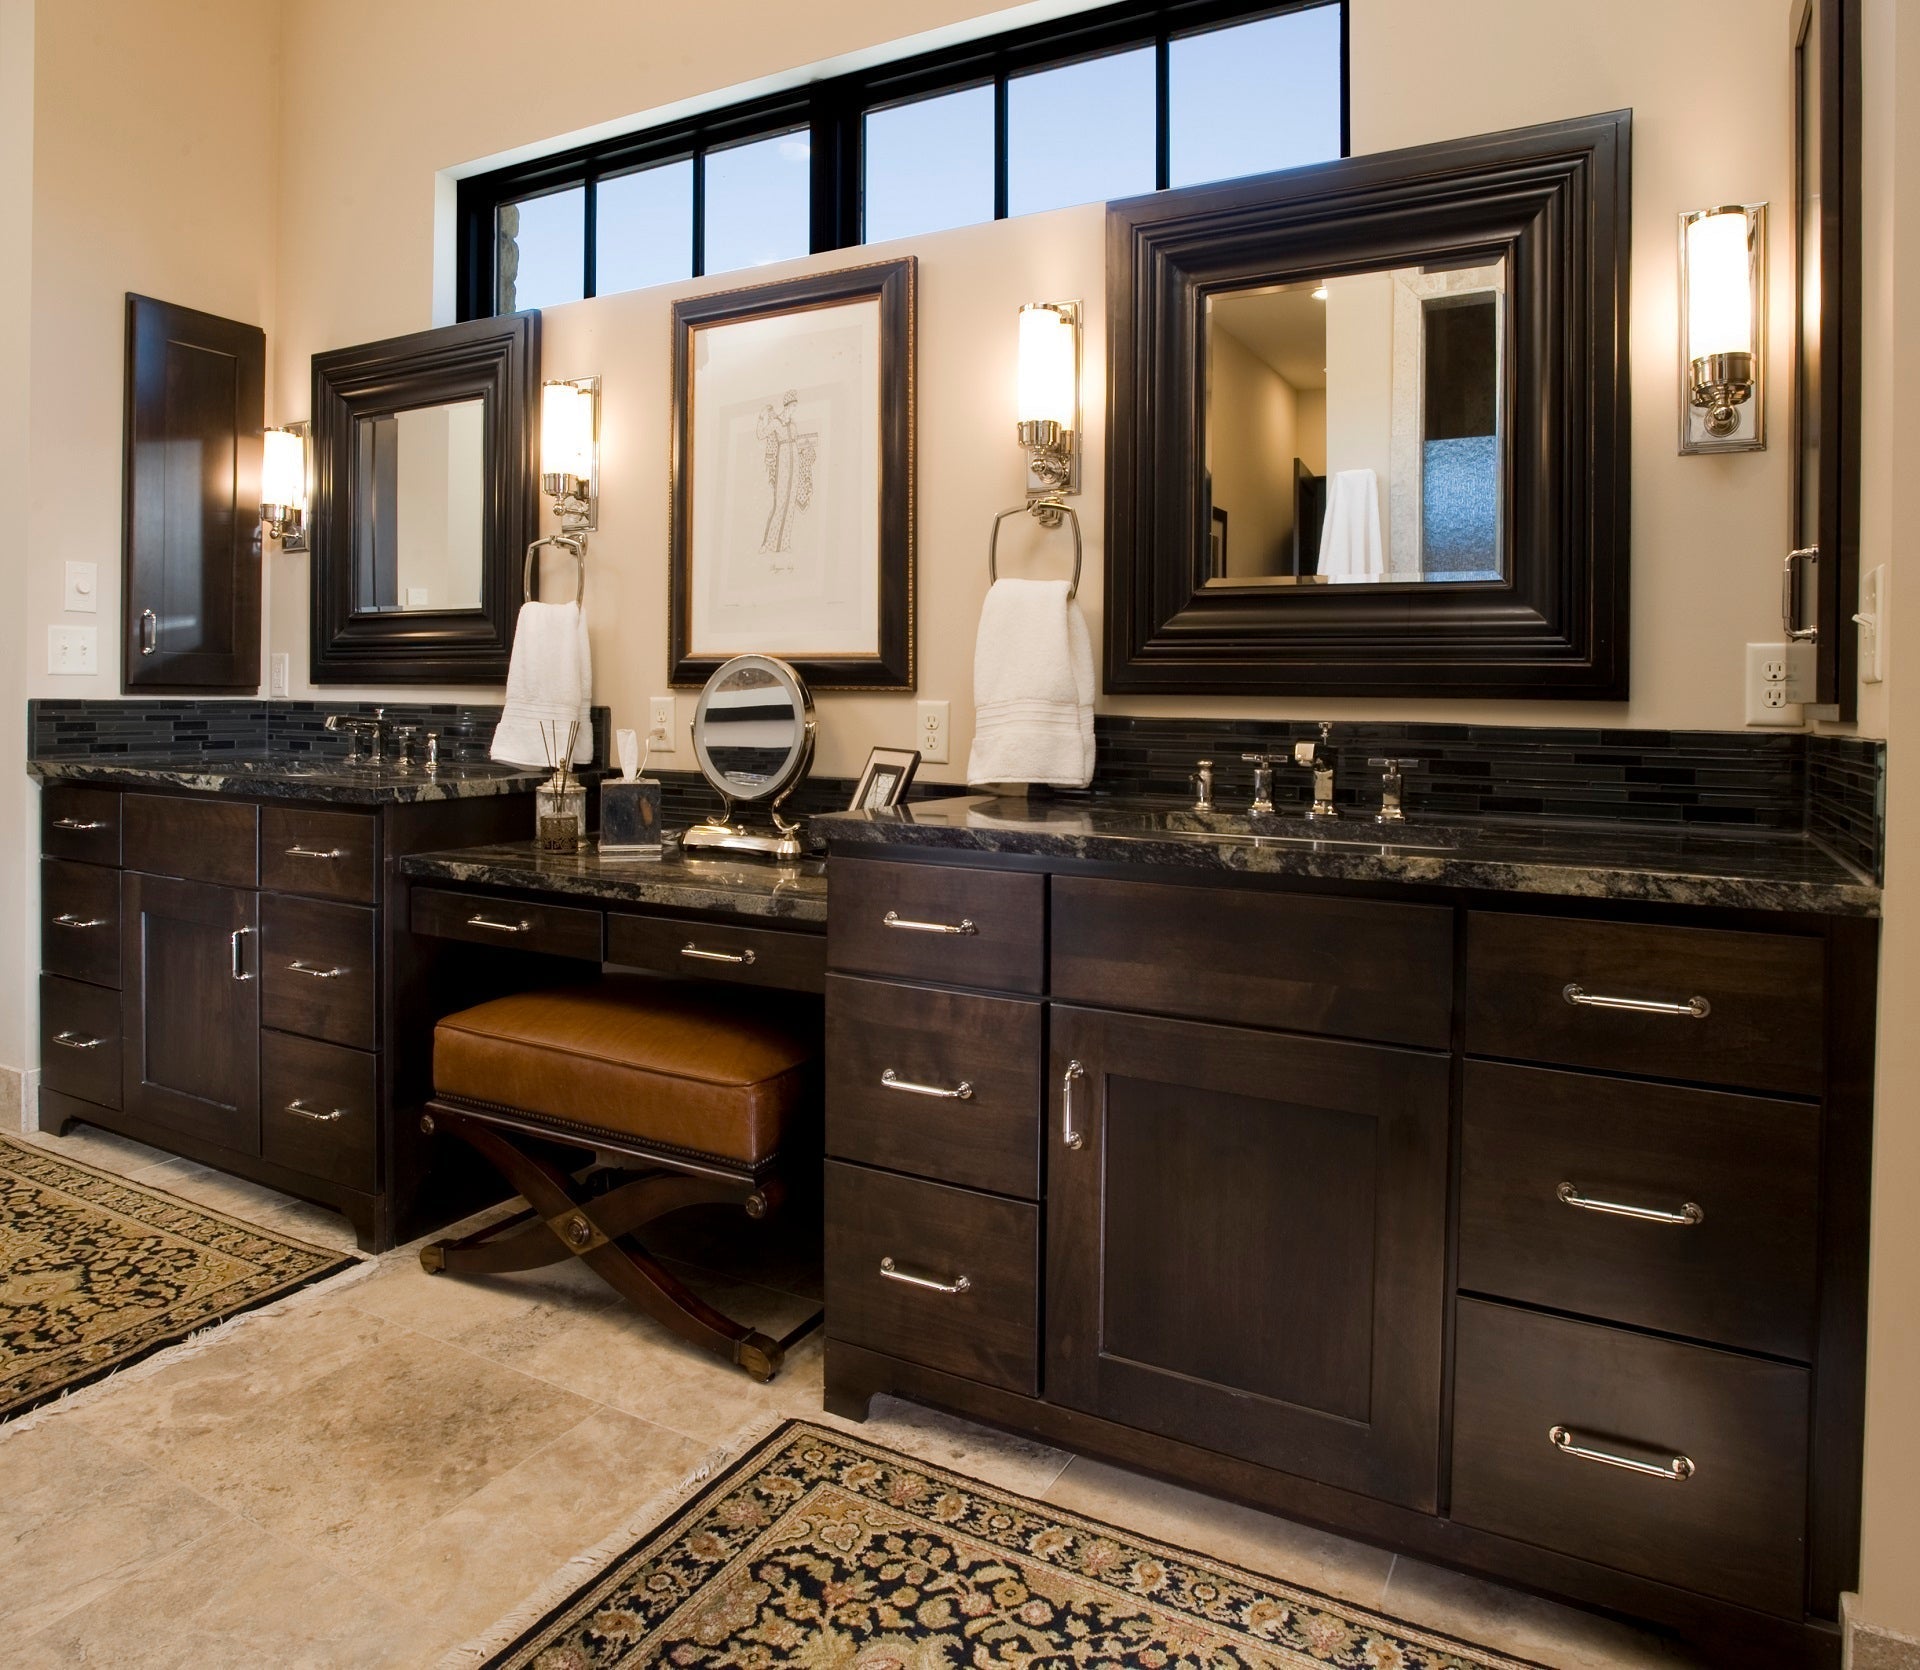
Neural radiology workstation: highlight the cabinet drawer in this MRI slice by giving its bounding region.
[123,794,258,888]
[824,1161,1038,1395]
[261,895,376,1050]
[1053,876,1454,1049]
[1465,913,1824,1096]
[826,975,1041,1197]
[42,785,122,865]
[41,860,122,988]
[608,912,824,994]
[1451,1299,1809,1617]
[261,1030,378,1191]
[40,974,121,1109]
[260,806,377,904]
[410,887,603,962]
[1460,1063,1820,1359]
[828,858,1044,993]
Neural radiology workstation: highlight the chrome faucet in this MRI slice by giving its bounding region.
[1240,753,1278,814]
[1368,757,1420,823]
[324,707,386,767]
[1292,722,1339,819]
[1190,758,1215,813]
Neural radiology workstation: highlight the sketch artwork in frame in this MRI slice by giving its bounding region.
[671,258,916,690]
[849,745,921,812]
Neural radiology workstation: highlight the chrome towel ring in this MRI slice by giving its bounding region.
[988,500,1081,600]
[524,534,586,605]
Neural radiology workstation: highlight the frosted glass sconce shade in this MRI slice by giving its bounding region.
[1679,203,1765,453]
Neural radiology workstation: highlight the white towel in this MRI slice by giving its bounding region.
[966,579,1095,789]
[491,601,592,767]
[1318,467,1384,581]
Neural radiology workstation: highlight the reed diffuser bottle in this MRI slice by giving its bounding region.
[535,720,587,852]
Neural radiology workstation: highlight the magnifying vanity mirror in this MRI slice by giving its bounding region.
[684,654,817,860]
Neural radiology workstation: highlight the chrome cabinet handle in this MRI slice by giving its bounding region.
[285,1099,345,1123]
[883,910,977,936]
[287,960,349,980]
[1562,982,1709,1019]
[285,845,345,861]
[139,609,157,654]
[230,926,253,981]
[681,944,756,965]
[1549,1425,1695,1483]
[1784,546,1820,642]
[1557,1182,1704,1227]
[881,1068,973,1101]
[52,914,108,929]
[52,1030,106,1050]
[52,817,109,832]
[466,915,532,934]
[878,1256,970,1295]
[1061,1058,1086,1151]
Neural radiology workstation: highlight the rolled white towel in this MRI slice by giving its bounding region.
[491,601,593,767]
[966,578,1095,789]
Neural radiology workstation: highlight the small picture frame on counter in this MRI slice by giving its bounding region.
[849,746,920,811]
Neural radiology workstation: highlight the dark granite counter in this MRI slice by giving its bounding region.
[400,840,828,924]
[814,796,1880,917]
[28,753,550,806]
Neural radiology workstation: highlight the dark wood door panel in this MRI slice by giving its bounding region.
[1052,877,1454,1048]
[261,894,377,1050]
[261,1030,378,1191]
[41,785,122,865]
[1451,1298,1810,1617]
[123,794,259,889]
[40,975,122,1109]
[1465,912,1825,1096]
[41,861,122,988]
[259,806,378,903]
[608,912,825,994]
[827,858,1045,993]
[1460,1062,1821,1359]
[826,975,1043,1198]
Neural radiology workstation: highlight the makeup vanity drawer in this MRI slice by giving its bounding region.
[261,894,377,1050]
[42,785,122,865]
[410,887,604,962]
[607,912,825,994]
[824,1160,1038,1395]
[1465,912,1824,1096]
[1451,1298,1809,1617]
[40,974,121,1108]
[123,794,259,889]
[828,858,1045,993]
[260,806,377,904]
[261,1030,378,1191]
[1052,876,1454,1049]
[41,860,122,988]
[826,975,1042,1197]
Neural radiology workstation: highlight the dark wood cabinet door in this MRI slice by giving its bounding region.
[122,872,260,1152]
[1046,1005,1450,1510]
[122,294,265,692]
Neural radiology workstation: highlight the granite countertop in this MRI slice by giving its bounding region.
[814,796,1881,917]
[28,752,552,805]
[400,840,829,924]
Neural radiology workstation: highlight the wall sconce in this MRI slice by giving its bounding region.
[261,423,309,551]
[540,377,599,537]
[1017,301,1081,524]
[1678,203,1766,454]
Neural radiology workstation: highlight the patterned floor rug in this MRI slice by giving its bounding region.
[473,1419,1544,1669]
[0,1134,357,1424]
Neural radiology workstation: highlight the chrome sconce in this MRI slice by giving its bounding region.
[540,377,600,539]
[261,422,310,550]
[1016,301,1081,525]
[1678,203,1766,454]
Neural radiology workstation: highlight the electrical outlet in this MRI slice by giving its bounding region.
[47,625,97,675]
[917,700,950,764]
[1745,642,1804,727]
[63,561,98,613]
[269,652,289,697]
[648,696,677,751]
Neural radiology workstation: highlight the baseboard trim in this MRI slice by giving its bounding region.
[1846,1597,1920,1670]
[21,1067,40,1134]
[0,1062,23,1132]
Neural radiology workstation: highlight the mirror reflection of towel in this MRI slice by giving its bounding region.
[1319,468,1384,582]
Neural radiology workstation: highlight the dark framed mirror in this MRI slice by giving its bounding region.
[1789,0,1861,720]
[1106,111,1631,699]
[309,313,540,683]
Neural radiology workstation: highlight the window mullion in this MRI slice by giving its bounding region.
[993,69,1009,220]
[691,144,707,278]
[583,169,598,299]
[1154,27,1172,191]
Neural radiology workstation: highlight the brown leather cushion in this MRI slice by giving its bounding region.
[434,977,817,1166]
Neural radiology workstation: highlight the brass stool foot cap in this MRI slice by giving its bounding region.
[419,1244,447,1274]
[733,1332,785,1383]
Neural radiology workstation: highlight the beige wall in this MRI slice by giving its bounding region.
[1208,324,1300,580]
[1321,269,1394,569]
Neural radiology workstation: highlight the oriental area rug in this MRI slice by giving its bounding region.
[0,1134,355,1424]
[473,1420,1541,1669]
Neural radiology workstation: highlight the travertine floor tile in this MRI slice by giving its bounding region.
[821,1393,1077,1499]
[18,1123,179,1178]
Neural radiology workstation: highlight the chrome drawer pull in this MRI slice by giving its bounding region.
[1557,1182,1703,1227]
[230,926,254,981]
[1061,1058,1086,1151]
[52,817,109,831]
[52,1030,106,1050]
[883,910,977,936]
[285,1099,345,1123]
[681,944,757,965]
[285,845,345,861]
[1562,982,1710,1019]
[878,1256,970,1295]
[287,960,349,980]
[466,914,532,934]
[881,1068,973,1101]
[52,914,108,929]
[1549,1425,1695,1482]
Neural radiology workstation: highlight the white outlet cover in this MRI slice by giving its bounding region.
[47,625,97,675]
[649,696,676,751]
[1745,642,1803,728]
[917,700,951,764]
[63,561,98,613]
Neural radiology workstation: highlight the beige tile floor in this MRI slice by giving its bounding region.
[3,1123,1707,1669]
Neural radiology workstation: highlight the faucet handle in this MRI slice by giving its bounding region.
[1367,756,1420,774]
[1240,751,1278,765]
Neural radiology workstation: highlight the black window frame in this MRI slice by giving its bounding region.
[456,0,1349,321]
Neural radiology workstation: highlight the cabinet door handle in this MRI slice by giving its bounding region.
[52,818,109,832]
[287,960,349,980]
[1557,1182,1704,1226]
[1562,982,1709,1019]
[882,910,977,936]
[466,914,532,934]
[52,1030,106,1050]
[1061,1058,1086,1151]
[1549,1425,1695,1483]
[878,1256,970,1295]
[231,926,254,981]
[52,913,108,929]
[285,1099,345,1123]
[284,845,345,861]
[880,1068,973,1101]
[139,609,158,654]
[1784,546,1820,642]
[681,944,756,965]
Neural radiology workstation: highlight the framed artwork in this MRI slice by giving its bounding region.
[670,258,916,690]
[849,746,921,811]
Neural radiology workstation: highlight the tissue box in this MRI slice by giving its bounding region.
[599,779,664,858]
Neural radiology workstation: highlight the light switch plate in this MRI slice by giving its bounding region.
[63,561,98,613]
[649,696,677,751]
[269,652,289,698]
[917,700,950,764]
[1858,564,1886,684]
[47,625,97,675]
